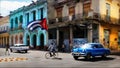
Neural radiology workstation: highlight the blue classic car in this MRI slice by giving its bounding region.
[72,43,110,60]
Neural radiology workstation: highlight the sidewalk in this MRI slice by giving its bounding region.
[110,50,120,56]
[0,48,5,56]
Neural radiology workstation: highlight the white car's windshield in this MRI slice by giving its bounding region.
[14,44,25,47]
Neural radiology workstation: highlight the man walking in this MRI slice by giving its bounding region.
[5,44,10,55]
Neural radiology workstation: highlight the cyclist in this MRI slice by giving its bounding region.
[48,42,56,57]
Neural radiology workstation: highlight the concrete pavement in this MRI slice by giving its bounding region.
[0,48,120,67]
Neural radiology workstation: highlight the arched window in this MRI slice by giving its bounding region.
[11,19,13,29]
[20,35,23,44]
[32,11,36,21]
[20,15,23,23]
[19,15,23,28]
[15,17,18,28]
[15,35,18,44]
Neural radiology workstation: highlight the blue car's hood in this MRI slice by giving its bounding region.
[72,48,83,52]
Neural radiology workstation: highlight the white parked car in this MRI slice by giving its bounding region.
[10,44,29,53]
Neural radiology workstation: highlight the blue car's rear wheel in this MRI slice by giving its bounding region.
[102,53,107,58]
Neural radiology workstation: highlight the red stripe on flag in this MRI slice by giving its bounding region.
[40,18,48,30]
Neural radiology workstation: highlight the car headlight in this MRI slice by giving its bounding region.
[82,49,86,53]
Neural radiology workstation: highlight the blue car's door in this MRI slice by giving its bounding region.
[91,44,105,56]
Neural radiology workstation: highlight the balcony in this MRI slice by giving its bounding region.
[66,0,80,6]
[54,0,67,7]
[9,26,23,31]
[83,12,119,25]
[49,19,56,24]
[53,0,80,8]
[55,0,66,3]
[49,14,83,25]
[49,12,119,25]
[56,17,63,22]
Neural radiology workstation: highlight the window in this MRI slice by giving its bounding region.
[118,31,120,45]
[33,11,36,21]
[6,26,9,30]
[83,2,91,16]
[92,44,103,48]
[4,26,5,31]
[20,15,23,23]
[118,9,120,24]
[26,13,29,23]
[41,8,44,20]
[11,19,13,29]
[106,3,111,21]
[106,0,112,3]
[56,7,62,18]
[69,7,75,16]
[15,17,18,28]
[104,29,110,47]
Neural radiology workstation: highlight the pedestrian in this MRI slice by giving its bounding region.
[5,44,10,55]
[62,43,65,52]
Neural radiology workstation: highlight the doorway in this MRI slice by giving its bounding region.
[40,34,44,50]
[27,35,30,46]
[33,35,37,49]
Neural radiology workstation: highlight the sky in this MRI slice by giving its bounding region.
[0,0,37,16]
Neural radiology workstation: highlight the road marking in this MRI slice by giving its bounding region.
[0,57,28,63]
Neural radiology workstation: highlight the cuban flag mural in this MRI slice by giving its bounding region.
[27,18,48,31]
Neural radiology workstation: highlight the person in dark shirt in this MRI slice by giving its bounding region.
[5,44,10,55]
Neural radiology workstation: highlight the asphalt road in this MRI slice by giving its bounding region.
[0,48,120,68]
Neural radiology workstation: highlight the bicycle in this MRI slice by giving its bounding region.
[45,51,59,59]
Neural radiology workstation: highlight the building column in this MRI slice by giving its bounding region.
[56,28,59,47]
[88,24,93,42]
[69,25,73,51]
[44,31,48,50]
[9,36,12,46]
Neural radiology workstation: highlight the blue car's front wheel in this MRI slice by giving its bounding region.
[73,56,79,60]
[85,53,91,60]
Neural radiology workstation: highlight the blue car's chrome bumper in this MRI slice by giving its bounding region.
[72,52,86,56]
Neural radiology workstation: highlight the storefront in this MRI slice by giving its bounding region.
[48,23,89,52]
[99,23,120,50]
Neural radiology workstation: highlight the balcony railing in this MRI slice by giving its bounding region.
[49,14,83,24]
[9,27,23,32]
[55,0,66,3]
[49,19,56,24]
[100,14,119,24]
[49,12,119,25]
[53,0,80,7]
[54,0,67,6]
